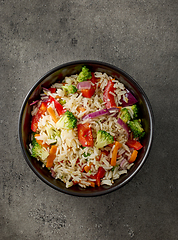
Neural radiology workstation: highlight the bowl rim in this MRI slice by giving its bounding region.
[18,60,154,197]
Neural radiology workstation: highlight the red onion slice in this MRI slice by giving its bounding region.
[117,118,130,136]
[82,109,109,120]
[121,89,138,107]
[30,100,40,106]
[77,81,91,90]
[120,159,128,169]
[42,87,50,91]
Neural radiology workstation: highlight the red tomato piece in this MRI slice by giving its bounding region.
[103,80,117,108]
[81,72,97,98]
[81,88,95,98]
[48,87,56,93]
[77,123,94,147]
[31,102,47,132]
[126,139,143,150]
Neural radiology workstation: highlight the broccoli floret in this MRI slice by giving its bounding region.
[119,108,131,123]
[31,138,49,161]
[128,119,145,139]
[125,104,139,119]
[46,126,61,142]
[56,110,77,129]
[77,66,92,82]
[58,99,66,105]
[95,130,114,148]
[62,84,78,94]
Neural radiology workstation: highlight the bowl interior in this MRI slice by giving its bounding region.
[19,61,153,196]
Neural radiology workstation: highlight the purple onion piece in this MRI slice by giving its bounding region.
[82,109,110,120]
[120,159,128,169]
[121,89,138,107]
[30,100,40,106]
[42,87,50,91]
[77,81,92,90]
[117,118,130,136]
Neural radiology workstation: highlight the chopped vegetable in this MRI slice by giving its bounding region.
[77,81,92,90]
[77,106,86,112]
[95,130,114,149]
[88,181,95,187]
[82,109,109,120]
[121,89,138,107]
[125,104,139,119]
[119,108,131,124]
[77,66,92,82]
[34,134,49,148]
[56,110,77,129]
[46,126,61,141]
[128,119,145,139]
[46,145,57,168]
[96,167,106,187]
[103,80,117,108]
[84,163,92,173]
[77,123,94,147]
[47,106,58,123]
[110,141,122,166]
[31,102,47,132]
[48,96,66,116]
[62,84,78,94]
[81,87,95,98]
[48,87,56,93]
[126,139,143,150]
[30,100,40,106]
[129,150,138,163]
[31,137,49,161]
[117,118,130,136]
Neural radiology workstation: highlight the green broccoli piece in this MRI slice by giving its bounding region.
[119,108,131,123]
[77,66,92,82]
[95,130,114,148]
[31,138,49,161]
[62,84,78,94]
[56,110,77,129]
[46,126,61,142]
[58,99,66,105]
[128,119,145,139]
[125,104,139,119]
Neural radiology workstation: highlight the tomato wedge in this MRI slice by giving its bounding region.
[126,139,143,150]
[103,80,117,108]
[81,88,95,98]
[77,123,94,147]
[81,73,96,98]
[48,87,56,93]
[31,102,47,132]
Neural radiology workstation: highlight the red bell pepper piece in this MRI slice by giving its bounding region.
[48,96,66,116]
[103,80,117,108]
[77,123,94,147]
[90,167,106,187]
[126,139,143,150]
[96,167,106,187]
[31,102,47,132]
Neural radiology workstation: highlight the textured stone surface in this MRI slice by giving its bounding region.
[0,0,177,239]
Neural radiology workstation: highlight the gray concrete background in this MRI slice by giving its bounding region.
[0,0,177,239]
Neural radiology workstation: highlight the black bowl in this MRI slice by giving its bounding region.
[18,60,154,197]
